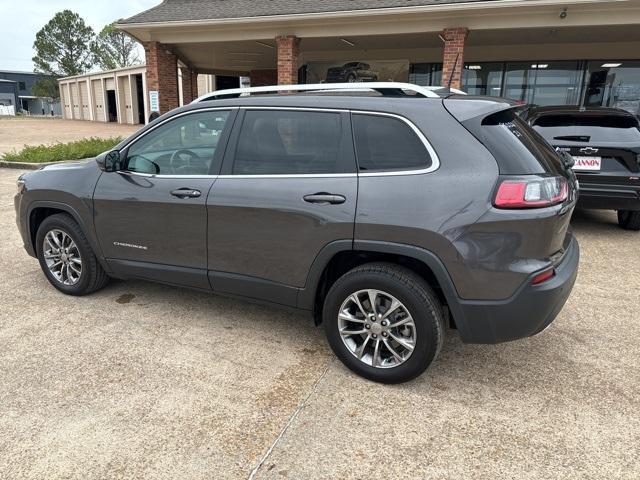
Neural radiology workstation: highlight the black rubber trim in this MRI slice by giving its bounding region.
[107,259,211,290]
[26,200,111,273]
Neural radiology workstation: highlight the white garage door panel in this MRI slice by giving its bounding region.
[79,81,90,120]
[61,84,72,119]
[70,83,80,119]
[92,80,105,122]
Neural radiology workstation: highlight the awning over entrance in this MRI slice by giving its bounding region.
[117,0,640,114]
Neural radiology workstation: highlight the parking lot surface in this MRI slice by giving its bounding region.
[1,167,639,479]
[0,118,140,155]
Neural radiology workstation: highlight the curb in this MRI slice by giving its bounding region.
[0,158,91,170]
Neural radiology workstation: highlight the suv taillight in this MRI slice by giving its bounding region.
[494,176,568,209]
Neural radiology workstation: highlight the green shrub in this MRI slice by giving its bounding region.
[3,137,122,163]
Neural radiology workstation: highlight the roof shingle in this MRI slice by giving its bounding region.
[119,0,501,24]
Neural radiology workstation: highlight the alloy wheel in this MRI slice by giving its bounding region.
[338,289,416,369]
[42,229,82,286]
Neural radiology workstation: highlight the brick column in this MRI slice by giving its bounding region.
[181,67,198,104]
[276,36,300,85]
[191,71,198,99]
[441,27,469,90]
[144,41,179,115]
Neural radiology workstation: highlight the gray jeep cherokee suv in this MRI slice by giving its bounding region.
[14,83,580,383]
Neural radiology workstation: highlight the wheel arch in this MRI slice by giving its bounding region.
[27,201,110,273]
[299,240,470,338]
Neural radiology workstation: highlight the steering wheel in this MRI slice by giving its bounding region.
[169,149,200,173]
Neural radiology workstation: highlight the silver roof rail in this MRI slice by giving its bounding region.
[192,82,444,103]
[422,86,467,95]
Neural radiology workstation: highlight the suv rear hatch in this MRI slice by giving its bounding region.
[443,96,578,261]
[528,111,640,186]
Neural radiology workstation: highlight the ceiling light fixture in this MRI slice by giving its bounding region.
[602,63,622,68]
[467,65,482,70]
[340,38,355,47]
[531,64,549,69]
[255,41,275,49]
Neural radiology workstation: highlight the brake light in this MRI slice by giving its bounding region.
[494,176,568,209]
[532,268,555,285]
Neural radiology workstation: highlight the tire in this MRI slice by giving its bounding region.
[617,210,640,231]
[346,73,358,83]
[322,262,444,384]
[36,213,109,296]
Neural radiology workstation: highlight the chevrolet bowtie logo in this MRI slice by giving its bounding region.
[580,147,599,155]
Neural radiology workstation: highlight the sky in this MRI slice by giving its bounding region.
[0,0,159,72]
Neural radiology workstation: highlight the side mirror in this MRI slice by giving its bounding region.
[96,150,121,172]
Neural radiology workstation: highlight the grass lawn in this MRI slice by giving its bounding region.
[2,137,122,163]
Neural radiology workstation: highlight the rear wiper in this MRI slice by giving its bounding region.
[553,135,590,142]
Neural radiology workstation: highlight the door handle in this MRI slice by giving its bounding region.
[303,193,346,205]
[170,188,202,199]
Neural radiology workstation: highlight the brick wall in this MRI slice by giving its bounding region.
[144,41,179,115]
[250,69,278,87]
[181,67,198,104]
[276,36,300,85]
[441,27,469,90]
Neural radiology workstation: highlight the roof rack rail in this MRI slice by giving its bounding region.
[192,82,447,103]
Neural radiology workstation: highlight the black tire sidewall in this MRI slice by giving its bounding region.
[36,215,95,295]
[618,210,640,231]
[323,269,442,383]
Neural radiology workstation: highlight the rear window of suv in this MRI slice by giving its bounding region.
[352,113,432,172]
[531,113,640,143]
[465,109,565,175]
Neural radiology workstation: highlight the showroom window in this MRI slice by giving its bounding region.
[584,61,640,117]
[460,60,640,112]
[503,61,584,106]
[409,63,443,86]
[462,63,504,96]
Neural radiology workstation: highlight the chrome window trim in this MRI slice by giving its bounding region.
[118,171,218,180]
[116,106,439,179]
[218,173,357,179]
[239,106,349,113]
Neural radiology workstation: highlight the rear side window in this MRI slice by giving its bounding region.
[532,113,640,143]
[233,110,351,175]
[352,114,431,172]
[468,109,565,175]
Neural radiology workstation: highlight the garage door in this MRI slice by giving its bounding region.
[79,81,90,120]
[61,84,72,119]
[117,76,133,124]
[70,83,80,119]
[92,80,105,122]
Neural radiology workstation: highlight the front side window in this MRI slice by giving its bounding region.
[233,110,348,175]
[352,114,432,172]
[125,110,231,175]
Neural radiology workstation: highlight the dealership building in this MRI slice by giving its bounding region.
[65,0,639,124]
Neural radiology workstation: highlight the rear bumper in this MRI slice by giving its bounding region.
[453,234,580,344]
[577,180,640,211]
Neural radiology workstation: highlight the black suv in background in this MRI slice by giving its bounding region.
[15,83,580,383]
[525,106,640,230]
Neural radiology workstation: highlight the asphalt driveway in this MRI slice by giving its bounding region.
[1,167,638,479]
